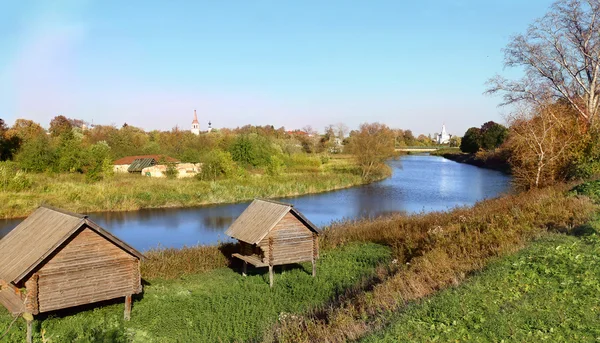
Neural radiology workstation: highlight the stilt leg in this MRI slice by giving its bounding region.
[269,265,274,288]
[26,320,33,343]
[312,259,316,277]
[124,295,132,321]
[242,261,247,277]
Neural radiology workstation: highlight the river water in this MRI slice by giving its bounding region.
[0,155,512,251]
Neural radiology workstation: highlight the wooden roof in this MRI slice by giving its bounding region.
[225,199,320,244]
[0,205,144,284]
[113,155,179,165]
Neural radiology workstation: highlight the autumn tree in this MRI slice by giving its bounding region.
[507,102,579,188]
[49,115,73,137]
[487,0,600,127]
[6,119,45,142]
[347,123,396,180]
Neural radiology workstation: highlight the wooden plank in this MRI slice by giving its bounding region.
[231,253,267,267]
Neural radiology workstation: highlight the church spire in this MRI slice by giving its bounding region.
[192,109,199,124]
[191,109,200,135]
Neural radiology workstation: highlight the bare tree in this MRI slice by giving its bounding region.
[487,0,600,127]
[507,102,579,188]
[335,122,349,140]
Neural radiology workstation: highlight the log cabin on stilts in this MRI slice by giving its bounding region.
[226,199,320,287]
[0,205,144,342]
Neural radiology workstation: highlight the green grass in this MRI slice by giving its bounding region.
[0,242,391,342]
[0,156,378,219]
[361,232,600,343]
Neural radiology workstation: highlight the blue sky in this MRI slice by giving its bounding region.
[1,0,553,135]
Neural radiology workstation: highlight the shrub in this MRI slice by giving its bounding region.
[266,155,285,176]
[164,162,178,179]
[197,150,236,181]
[0,162,32,191]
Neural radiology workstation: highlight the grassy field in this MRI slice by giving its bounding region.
[0,242,391,342]
[361,231,600,342]
[0,155,378,219]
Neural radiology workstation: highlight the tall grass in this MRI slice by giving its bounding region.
[268,185,596,342]
[0,156,374,219]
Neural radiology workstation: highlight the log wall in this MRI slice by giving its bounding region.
[33,227,141,313]
[258,212,316,265]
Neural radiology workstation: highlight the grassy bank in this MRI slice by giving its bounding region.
[431,148,511,173]
[269,185,595,342]
[362,231,600,342]
[0,156,379,219]
[0,242,391,342]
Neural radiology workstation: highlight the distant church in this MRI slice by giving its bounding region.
[191,110,212,135]
[434,124,452,144]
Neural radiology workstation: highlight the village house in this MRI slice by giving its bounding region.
[113,155,180,173]
[226,199,320,287]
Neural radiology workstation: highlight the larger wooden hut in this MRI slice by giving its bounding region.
[0,205,144,323]
[226,199,320,287]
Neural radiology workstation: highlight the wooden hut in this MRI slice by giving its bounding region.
[226,199,320,287]
[0,205,144,334]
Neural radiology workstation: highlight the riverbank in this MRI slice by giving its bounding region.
[431,148,511,174]
[361,231,600,342]
[0,183,595,341]
[0,156,385,219]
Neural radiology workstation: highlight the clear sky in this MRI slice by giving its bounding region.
[1,0,554,135]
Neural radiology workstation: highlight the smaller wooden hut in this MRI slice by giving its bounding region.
[0,205,144,335]
[226,199,320,287]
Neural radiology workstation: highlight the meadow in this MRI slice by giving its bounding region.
[0,243,391,342]
[0,155,375,219]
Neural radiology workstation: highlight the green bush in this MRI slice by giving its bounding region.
[229,134,276,167]
[164,162,178,179]
[0,162,32,191]
[197,150,236,181]
[570,180,600,202]
[266,155,285,176]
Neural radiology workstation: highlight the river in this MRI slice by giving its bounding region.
[0,155,512,251]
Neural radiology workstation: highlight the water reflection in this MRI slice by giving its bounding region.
[0,155,512,251]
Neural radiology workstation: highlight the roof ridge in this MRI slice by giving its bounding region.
[255,198,294,207]
[39,204,87,219]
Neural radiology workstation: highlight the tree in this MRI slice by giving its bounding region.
[49,115,72,137]
[403,130,415,146]
[0,119,20,161]
[335,122,349,140]
[460,127,482,153]
[507,102,579,188]
[347,123,395,180]
[487,0,600,127]
[480,121,508,150]
[7,119,45,142]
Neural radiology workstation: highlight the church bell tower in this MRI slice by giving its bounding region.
[191,110,200,135]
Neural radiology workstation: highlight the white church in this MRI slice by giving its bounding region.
[190,110,212,135]
[433,124,452,144]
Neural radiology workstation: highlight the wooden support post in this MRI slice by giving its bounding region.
[124,295,132,321]
[26,319,33,343]
[312,233,318,277]
[242,261,247,277]
[269,236,274,288]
